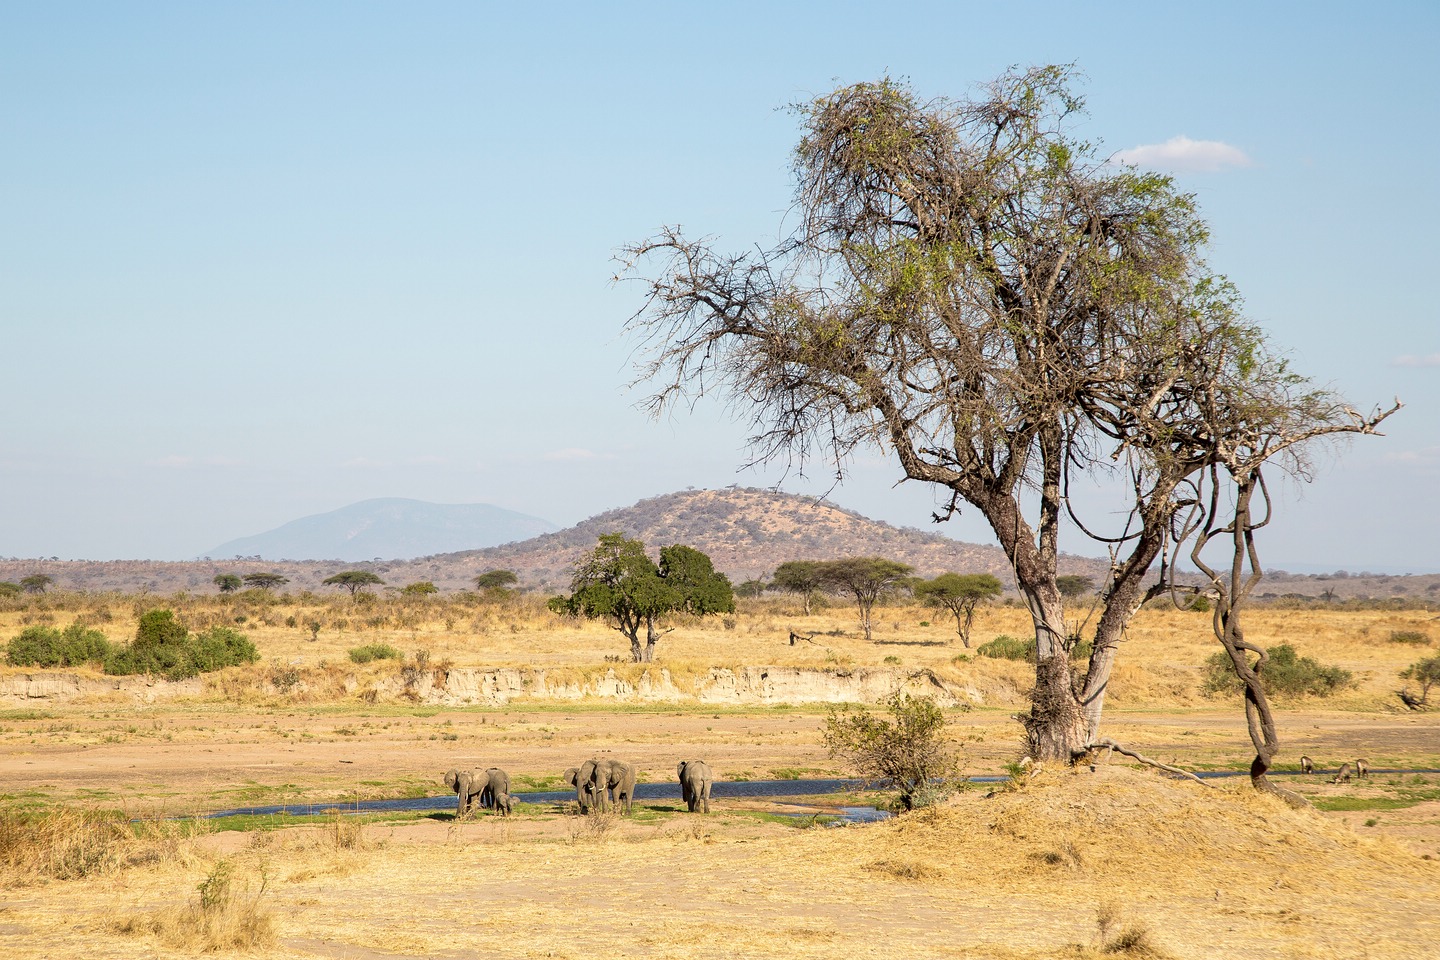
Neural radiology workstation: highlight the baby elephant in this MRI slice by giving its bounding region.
[677,759,713,813]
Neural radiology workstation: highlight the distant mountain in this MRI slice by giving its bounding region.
[203,498,559,562]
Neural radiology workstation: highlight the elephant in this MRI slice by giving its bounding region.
[479,767,511,812]
[444,768,485,818]
[677,759,713,813]
[565,760,602,813]
[589,758,638,814]
[491,791,515,816]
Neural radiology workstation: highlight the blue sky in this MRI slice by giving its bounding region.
[2,2,1436,572]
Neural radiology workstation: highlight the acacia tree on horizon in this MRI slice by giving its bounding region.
[622,65,1395,763]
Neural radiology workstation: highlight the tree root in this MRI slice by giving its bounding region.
[1090,738,1211,787]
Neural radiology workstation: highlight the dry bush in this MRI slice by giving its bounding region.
[568,808,620,842]
[113,858,274,952]
[0,806,134,882]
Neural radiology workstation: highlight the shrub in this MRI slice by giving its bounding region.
[1389,629,1430,645]
[822,692,960,811]
[103,610,259,681]
[6,623,112,667]
[348,643,403,664]
[1204,643,1353,698]
[976,634,1032,661]
[1400,655,1440,707]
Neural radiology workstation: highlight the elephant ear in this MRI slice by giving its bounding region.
[564,767,579,786]
[444,769,459,792]
[677,761,687,779]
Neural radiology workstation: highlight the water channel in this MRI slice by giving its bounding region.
[200,766,1433,825]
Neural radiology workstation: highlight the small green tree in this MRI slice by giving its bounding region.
[0,582,21,598]
[1401,656,1440,708]
[6,623,112,667]
[473,570,519,591]
[20,574,54,594]
[657,544,735,616]
[818,557,913,641]
[401,581,438,596]
[322,571,385,597]
[914,573,1003,647]
[1055,575,1095,600]
[552,534,731,662]
[735,578,768,599]
[241,572,289,591]
[213,574,243,594]
[769,560,825,615]
[823,692,960,811]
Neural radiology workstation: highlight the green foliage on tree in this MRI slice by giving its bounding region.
[1203,644,1352,699]
[213,574,243,593]
[103,609,258,680]
[914,573,1003,647]
[1401,656,1440,708]
[552,534,732,662]
[20,574,54,594]
[1055,575,1095,600]
[735,578,768,599]
[817,557,913,641]
[769,560,825,615]
[400,581,438,596]
[658,544,735,616]
[0,582,21,598]
[241,572,289,591]
[6,623,112,668]
[322,570,385,596]
[823,692,961,811]
[473,570,519,591]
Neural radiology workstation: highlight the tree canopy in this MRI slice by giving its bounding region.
[769,560,826,615]
[322,570,385,596]
[213,574,243,593]
[20,574,53,594]
[550,534,733,662]
[914,573,1003,647]
[623,65,1393,761]
[242,572,289,591]
[818,557,913,641]
[474,570,519,591]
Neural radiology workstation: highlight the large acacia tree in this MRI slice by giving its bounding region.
[622,66,1392,762]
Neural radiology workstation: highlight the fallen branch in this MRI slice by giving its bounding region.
[1090,738,1211,787]
[788,630,817,646]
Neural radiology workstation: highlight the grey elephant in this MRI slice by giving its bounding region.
[564,760,602,813]
[491,791,515,816]
[444,768,485,818]
[677,759,713,813]
[590,758,638,815]
[479,767,511,812]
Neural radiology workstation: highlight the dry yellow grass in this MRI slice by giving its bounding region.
[2,767,1435,959]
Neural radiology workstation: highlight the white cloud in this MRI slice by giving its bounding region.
[1110,136,1253,173]
[1392,353,1440,368]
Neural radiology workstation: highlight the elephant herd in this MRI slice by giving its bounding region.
[445,758,714,818]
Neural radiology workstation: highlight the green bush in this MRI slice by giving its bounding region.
[103,609,260,681]
[348,643,403,664]
[1389,629,1430,645]
[6,623,113,667]
[976,634,1032,661]
[1204,643,1353,698]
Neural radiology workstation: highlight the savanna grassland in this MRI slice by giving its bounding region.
[3,588,1440,959]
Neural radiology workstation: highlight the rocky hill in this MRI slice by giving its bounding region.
[2,487,1435,600]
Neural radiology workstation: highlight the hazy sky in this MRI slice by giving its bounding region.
[3,2,1436,572]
